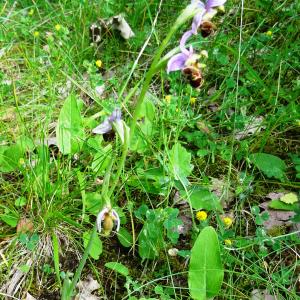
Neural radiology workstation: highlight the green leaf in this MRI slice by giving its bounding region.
[0,212,19,227]
[280,193,298,204]
[56,94,85,154]
[168,143,193,185]
[0,144,24,172]
[85,193,104,215]
[91,144,112,175]
[117,227,133,247]
[105,261,129,277]
[268,200,299,211]
[83,231,102,260]
[15,197,27,207]
[181,187,223,212]
[188,226,224,300]
[249,153,286,181]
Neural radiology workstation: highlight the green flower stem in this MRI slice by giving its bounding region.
[66,222,97,299]
[66,5,201,298]
[108,4,201,197]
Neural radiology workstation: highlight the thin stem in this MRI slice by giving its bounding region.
[108,4,202,197]
[67,222,98,299]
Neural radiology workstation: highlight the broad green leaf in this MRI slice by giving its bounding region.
[181,187,223,212]
[15,197,27,207]
[269,200,299,211]
[249,153,286,181]
[168,143,193,185]
[83,231,102,260]
[280,193,298,204]
[105,261,129,277]
[117,227,133,247]
[0,212,19,227]
[56,94,85,154]
[188,226,224,300]
[91,144,112,175]
[85,193,104,215]
[0,144,24,172]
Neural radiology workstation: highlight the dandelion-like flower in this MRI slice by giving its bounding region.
[224,239,232,246]
[97,206,120,236]
[55,24,61,31]
[223,216,233,227]
[33,31,40,37]
[196,210,208,221]
[95,60,102,68]
[191,0,227,35]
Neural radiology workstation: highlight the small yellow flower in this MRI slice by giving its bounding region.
[95,60,102,68]
[224,239,232,246]
[55,24,61,31]
[266,30,272,36]
[190,97,197,105]
[28,9,34,16]
[196,211,207,221]
[165,95,171,103]
[223,217,233,227]
[33,31,40,37]
[19,158,25,165]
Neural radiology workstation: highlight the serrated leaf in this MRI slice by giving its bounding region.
[56,94,85,154]
[188,226,223,300]
[249,153,286,181]
[83,231,102,260]
[105,261,129,277]
[168,143,193,185]
[280,193,298,204]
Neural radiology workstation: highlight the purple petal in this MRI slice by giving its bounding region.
[180,30,193,54]
[167,53,188,73]
[92,119,112,134]
[205,0,226,9]
[191,11,205,34]
[108,108,122,122]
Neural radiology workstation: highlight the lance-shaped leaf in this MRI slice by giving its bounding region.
[56,94,85,154]
[188,226,224,300]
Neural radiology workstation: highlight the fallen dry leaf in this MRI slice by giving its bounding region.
[235,116,265,140]
[75,275,100,300]
[17,218,34,233]
[259,201,295,232]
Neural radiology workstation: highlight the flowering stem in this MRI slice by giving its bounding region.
[66,222,98,299]
[108,4,201,197]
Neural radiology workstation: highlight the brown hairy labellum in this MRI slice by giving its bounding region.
[183,66,204,88]
[200,21,217,38]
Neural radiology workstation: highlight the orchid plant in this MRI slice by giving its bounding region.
[65,1,228,298]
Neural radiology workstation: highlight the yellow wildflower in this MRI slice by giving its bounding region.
[224,239,232,246]
[223,216,233,227]
[266,30,272,36]
[165,95,171,103]
[33,31,39,37]
[55,24,61,31]
[28,9,34,16]
[190,97,197,105]
[95,60,102,68]
[196,211,207,221]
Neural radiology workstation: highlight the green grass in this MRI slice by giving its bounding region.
[0,0,299,299]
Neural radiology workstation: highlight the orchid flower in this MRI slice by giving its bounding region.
[191,0,227,34]
[92,108,122,135]
[167,30,200,73]
[93,108,129,144]
[97,206,120,236]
